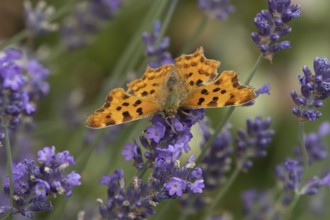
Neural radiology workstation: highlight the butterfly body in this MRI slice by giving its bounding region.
[86,48,257,128]
[162,69,188,117]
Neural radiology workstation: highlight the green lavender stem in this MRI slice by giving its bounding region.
[2,118,14,207]
[282,122,307,219]
[283,193,301,220]
[203,166,241,218]
[299,122,309,176]
[244,53,263,84]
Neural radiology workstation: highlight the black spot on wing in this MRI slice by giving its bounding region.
[214,78,223,85]
[141,91,149,96]
[134,100,142,107]
[106,96,113,103]
[136,108,143,116]
[196,79,203,86]
[185,72,193,78]
[201,89,209,95]
[198,98,205,105]
[116,106,122,111]
[106,120,115,126]
[189,80,194,86]
[225,100,235,106]
[207,97,219,107]
[233,82,239,88]
[213,88,221,92]
[221,90,227,94]
[122,111,132,121]
[122,94,130,100]
[122,102,129,107]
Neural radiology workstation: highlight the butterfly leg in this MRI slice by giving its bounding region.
[164,117,178,134]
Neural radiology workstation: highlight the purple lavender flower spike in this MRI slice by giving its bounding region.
[61,0,122,49]
[236,117,274,171]
[0,48,50,131]
[244,84,270,106]
[294,122,330,165]
[200,123,233,189]
[251,0,300,60]
[291,57,330,121]
[198,0,235,20]
[2,147,80,217]
[241,189,277,219]
[24,0,58,36]
[99,157,204,219]
[142,21,174,68]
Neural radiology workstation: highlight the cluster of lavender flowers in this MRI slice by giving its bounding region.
[180,116,274,214]
[251,0,300,60]
[24,0,58,36]
[0,48,49,143]
[235,116,274,170]
[142,21,174,69]
[291,57,330,121]
[98,110,205,219]
[61,0,122,49]
[198,0,235,20]
[242,122,330,219]
[0,146,81,218]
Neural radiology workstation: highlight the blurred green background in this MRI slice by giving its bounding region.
[1,0,330,219]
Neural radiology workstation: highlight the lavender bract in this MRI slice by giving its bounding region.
[291,57,330,121]
[251,0,300,60]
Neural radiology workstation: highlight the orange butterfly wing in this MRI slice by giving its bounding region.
[175,47,220,90]
[86,88,161,128]
[127,65,173,98]
[180,71,256,108]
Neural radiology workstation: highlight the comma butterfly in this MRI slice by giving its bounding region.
[86,48,256,128]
